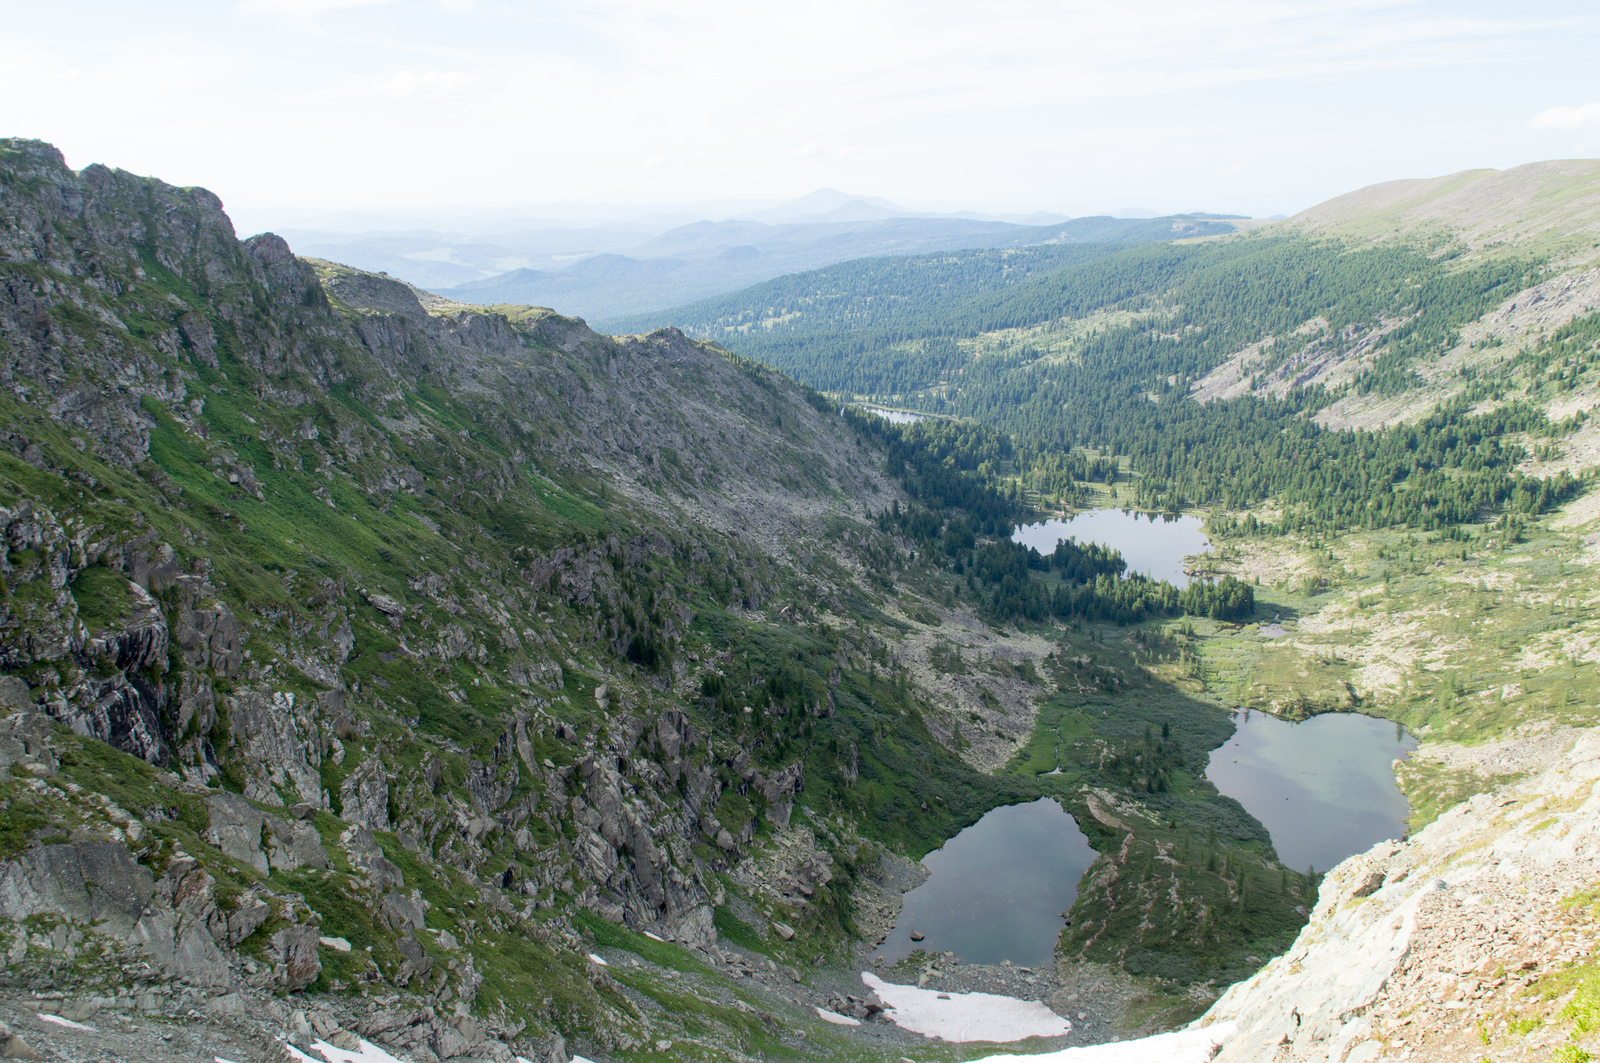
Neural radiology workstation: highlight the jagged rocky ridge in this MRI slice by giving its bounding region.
[0,136,982,1060]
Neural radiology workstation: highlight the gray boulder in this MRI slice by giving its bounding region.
[380,890,427,933]
[204,793,328,875]
[127,909,232,987]
[270,925,322,990]
[0,707,54,775]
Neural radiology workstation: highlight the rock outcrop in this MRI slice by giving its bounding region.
[1203,727,1600,1062]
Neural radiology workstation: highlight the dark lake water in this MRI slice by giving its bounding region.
[875,798,1097,968]
[1207,710,1418,874]
[1011,510,1210,588]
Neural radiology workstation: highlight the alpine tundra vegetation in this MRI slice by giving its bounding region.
[6,136,1600,1063]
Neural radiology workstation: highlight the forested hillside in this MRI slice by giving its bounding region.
[640,221,1594,536]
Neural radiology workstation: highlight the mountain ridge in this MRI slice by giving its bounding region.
[1287,158,1600,257]
[3,135,1292,1061]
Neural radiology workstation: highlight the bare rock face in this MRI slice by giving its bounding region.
[0,842,153,935]
[173,583,243,678]
[339,755,392,831]
[204,793,328,875]
[379,890,427,933]
[228,691,324,805]
[126,906,233,987]
[54,579,172,763]
[270,925,323,990]
[0,502,78,671]
[0,704,55,775]
[341,826,405,890]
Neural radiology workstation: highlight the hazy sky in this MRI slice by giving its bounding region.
[8,0,1600,230]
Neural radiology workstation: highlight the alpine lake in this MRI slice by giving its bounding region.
[876,509,1417,967]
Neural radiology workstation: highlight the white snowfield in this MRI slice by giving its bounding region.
[965,1021,1237,1062]
[270,1040,604,1063]
[280,1038,415,1063]
[861,971,1072,1042]
[860,971,1235,1061]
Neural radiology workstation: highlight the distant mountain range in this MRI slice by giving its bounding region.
[437,214,1247,321]
[285,188,1252,321]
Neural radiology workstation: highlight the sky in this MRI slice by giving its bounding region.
[7,0,1600,231]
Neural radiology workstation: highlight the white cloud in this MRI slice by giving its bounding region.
[1530,102,1600,130]
[235,0,390,15]
[10,0,1600,219]
[372,70,480,99]
[797,143,850,160]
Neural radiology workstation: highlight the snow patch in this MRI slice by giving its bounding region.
[37,1013,96,1032]
[861,971,1071,1042]
[814,1007,862,1025]
[282,1038,409,1063]
[965,1021,1236,1062]
[587,952,608,965]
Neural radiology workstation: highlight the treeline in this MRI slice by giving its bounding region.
[746,232,1578,532]
[1118,398,1585,533]
[697,235,1537,403]
[1511,308,1600,395]
[850,410,1026,536]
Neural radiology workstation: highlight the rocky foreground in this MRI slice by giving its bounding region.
[1203,726,1600,1062]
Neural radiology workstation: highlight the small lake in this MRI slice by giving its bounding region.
[864,406,925,424]
[1012,509,1210,588]
[874,798,1097,968]
[1207,711,1418,875]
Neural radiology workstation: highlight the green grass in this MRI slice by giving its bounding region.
[68,566,135,632]
[0,787,48,860]
[572,911,710,974]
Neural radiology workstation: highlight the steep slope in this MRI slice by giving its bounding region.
[1203,726,1600,1062]
[0,137,1032,1062]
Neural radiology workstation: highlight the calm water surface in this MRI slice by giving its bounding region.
[876,798,1096,968]
[865,406,925,424]
[1012,510,1210,588]
[1207,711,1418,874]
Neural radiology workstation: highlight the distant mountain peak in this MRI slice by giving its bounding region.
[737,189,910,225]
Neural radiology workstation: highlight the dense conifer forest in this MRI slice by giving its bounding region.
[648,233,1588,536]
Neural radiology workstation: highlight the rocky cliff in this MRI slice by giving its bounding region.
[0,136,1031,1061]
